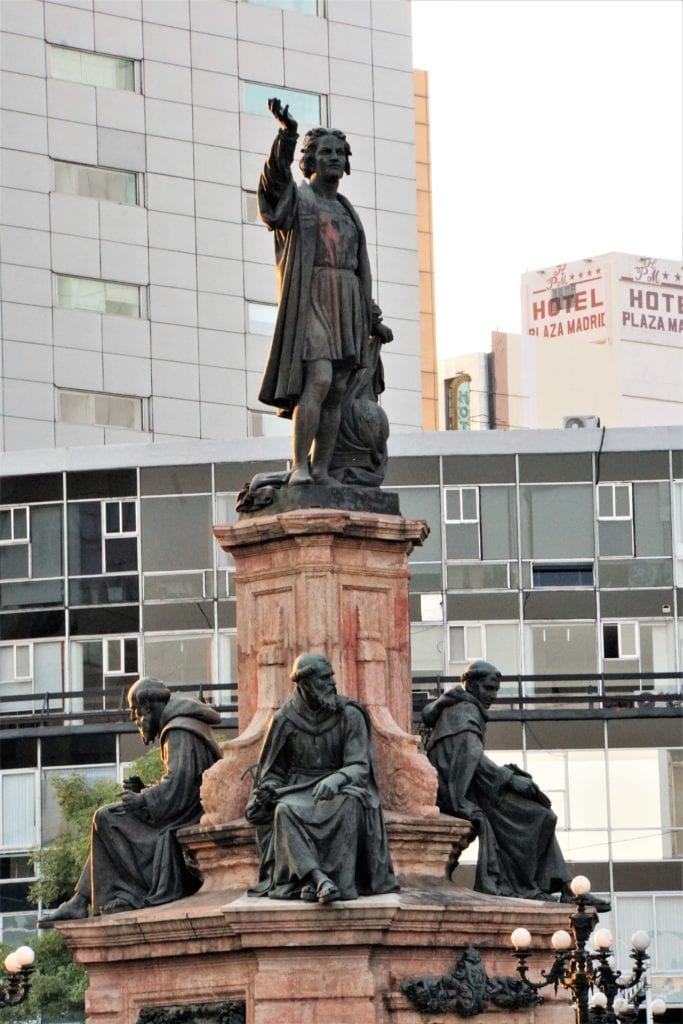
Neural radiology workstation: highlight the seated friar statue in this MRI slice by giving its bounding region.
[245,653,399,905]
[422,659,609,910]
[40,678,222,923]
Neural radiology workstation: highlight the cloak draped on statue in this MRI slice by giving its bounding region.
[78,696,222,913]
[257,129,375,416]
[246,691,398,901]
[423,686,570,900]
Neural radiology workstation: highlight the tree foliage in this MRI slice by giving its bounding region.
[0,747,165,1022]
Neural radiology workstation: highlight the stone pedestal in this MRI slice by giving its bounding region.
[59,883,573,1024]
[201,508,439,827]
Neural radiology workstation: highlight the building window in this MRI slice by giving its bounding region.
[48,44,136,91]
[602,621,638,661]
[247,301,277,336]
[55,275,142,318]
[0,504,63,583]
[70,636,139,711]
[520,484,594,560]
[445,373,471,430]
[242,82,323,124]
[68,500,138,576]
[598,482,633,557]
[53,161,138,205]
[247,0,320,14]
[532,562,594,588]
[0,642,64,712]
[444,486,479,559]
[243,190,260,224]
[524,623,598,690]
[58,389,146,431]
[0,855,37,944]
[143,634,213,686]
[0,773,36,849]
[448,622,519,680]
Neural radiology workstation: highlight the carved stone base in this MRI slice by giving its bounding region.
[179,812,473,890]
[58,883,573,1023]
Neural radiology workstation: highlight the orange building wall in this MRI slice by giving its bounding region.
[414,69,439,431]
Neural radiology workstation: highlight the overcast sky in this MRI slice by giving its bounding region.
[411,0,683,360]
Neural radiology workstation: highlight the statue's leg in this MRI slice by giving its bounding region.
[310,366,351,485]
[290,360,333,485]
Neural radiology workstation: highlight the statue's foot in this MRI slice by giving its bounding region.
[317,879,340,905]
[559,887,611,913]
[288,464,313,486]
[39,892,89,927]
[300,884,318,902]
[100,897,135,915]
[311,471,342,488]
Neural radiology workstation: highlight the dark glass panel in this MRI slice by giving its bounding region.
[0,882,32,912]
[383,457,439,487]
[81,639,103,712]
[598,451,669,481]
[103,673,138,710]
[69,575,139,606]
[69,606,139,635]
[0,511,10,541]
[141,495,213,571]
[0,474,63,504]
[140,465,211,495]
[600,589,674,618]
[124,637,138,673]
[480,486,517,559]
[532,564,594,587]
[105,503,120,533]
[68,503,102,575]
[0,856,33,879]
[0,545,29,579]
[518,453,593,482]
[442,455,516,485]
[0,579,64,609]
[633,482,672,556]
[105,537,138,572]
[67,469,136,499]
[599,559,672,588]
[41,732,117,766]
[121,501,136,532]
[0,737,37,770]
[520,484,594,559]
[0,610,65,640]
[217,601,236,628]
[445,592,519,620]
[522,590,597,619]
[31,505,63,577]
[142,603,214,631]
[396,487,441,561]
[215,461,285,492]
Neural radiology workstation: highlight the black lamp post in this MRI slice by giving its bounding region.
[1,945,34,1008]
[510,876,667,1023]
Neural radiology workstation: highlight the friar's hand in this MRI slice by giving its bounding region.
[120,790,146,813]
[312,773,345,801]
[268,97,298,134]
[372,321,393,345]
[121,774,145,793]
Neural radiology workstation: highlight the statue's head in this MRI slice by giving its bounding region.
[290,653,339,713]
[299,128,352,180]
[127,677,171,745]
[461,660,501,709]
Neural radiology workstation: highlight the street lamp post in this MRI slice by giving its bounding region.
[510,877,667,1023]
[1,945,35,1008]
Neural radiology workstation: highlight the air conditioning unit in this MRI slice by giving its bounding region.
[563,415,601,429]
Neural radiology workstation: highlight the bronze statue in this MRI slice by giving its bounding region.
[246,653,398,904]
[257,98,393,488]
[422,660,607,907]
[41,678,221,922]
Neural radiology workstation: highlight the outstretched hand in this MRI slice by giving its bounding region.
[268,96,298,134]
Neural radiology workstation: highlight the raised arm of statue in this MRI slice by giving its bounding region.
[268,96,298,135]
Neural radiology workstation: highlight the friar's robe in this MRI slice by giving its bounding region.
[246,691,398,901]
[77,697,222,913]
[257,128,374,415]
[423,686,570,900]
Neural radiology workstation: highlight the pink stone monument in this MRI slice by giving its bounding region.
[57,504,572,1024]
